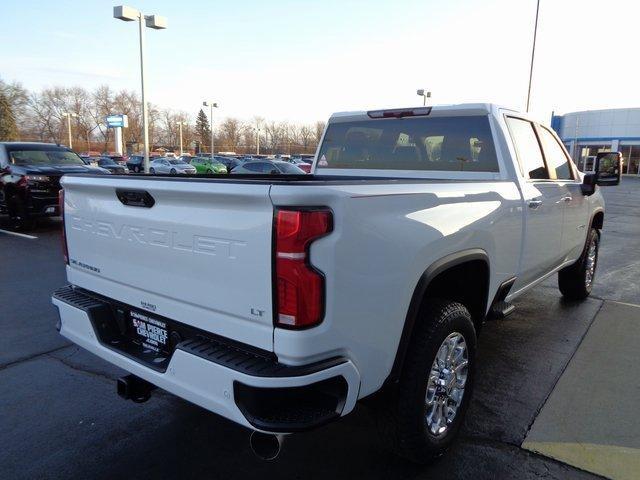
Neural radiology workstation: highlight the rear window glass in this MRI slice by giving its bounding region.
[277,162,303,173]
[316,115,498,172]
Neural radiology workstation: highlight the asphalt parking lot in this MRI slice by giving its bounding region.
[1,177,639,479]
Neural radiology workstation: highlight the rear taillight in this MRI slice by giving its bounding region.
[274,208,333,329]
[59,189,69,265]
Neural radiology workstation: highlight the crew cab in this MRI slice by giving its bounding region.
[52,104,620,462]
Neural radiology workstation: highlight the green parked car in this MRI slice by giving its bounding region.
[190,156,228,174]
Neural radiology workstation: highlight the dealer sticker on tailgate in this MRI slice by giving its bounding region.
[130,310,168,353]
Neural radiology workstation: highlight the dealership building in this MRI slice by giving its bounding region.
[551,108,640,175]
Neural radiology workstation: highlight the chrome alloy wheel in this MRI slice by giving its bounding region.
[585,238,597,289]
[425,332,469,436]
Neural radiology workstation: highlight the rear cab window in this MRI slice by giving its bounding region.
[316,114,499,176]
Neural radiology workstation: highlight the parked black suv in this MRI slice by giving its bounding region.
[126,154,144,173]
[0,142,107,228]
[96,156,129,174]
[126,154,160,173]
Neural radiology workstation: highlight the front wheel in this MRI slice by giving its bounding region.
[149,168,155,174]
[170,168,176,174]
[376,299,476,463]
[558,228,599,300]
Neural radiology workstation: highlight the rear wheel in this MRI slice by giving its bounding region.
[170,168,176,174]
[149,168,155,174]
[7,194,35,231]
[376,299,476,463]
[558,228,599,300]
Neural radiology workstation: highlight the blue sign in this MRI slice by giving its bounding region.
[106,114,128,128]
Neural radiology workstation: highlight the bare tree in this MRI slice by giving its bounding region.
[5,80,327,155]
[218,117,243,151]
[286,123,301,153]
[299,125,313,151]
[264,121,286,153]
[113,90,142,151]
[90,85,114,151]
[0,77,29,128]
[314,121,326,145]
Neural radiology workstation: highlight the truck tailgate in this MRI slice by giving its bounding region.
[61,175,275,351]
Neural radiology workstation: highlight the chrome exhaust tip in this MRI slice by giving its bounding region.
[249,431,285,460]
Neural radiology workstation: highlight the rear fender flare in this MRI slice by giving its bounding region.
[384,248,489,385]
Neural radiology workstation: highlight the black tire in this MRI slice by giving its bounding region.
[149,168,155,174]
[134,166,140,173]
[376,299,476,463]
[170,168,176,174]
[558,228,599,300]
[7,194,35,231]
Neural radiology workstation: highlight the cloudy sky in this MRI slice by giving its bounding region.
[2,0,637,124]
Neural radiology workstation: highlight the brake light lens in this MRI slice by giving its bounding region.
[59,189,69,265]
[367,107,432,118]
[275,208,332,329]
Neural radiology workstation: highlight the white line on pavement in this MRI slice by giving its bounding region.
[0,229,38,239]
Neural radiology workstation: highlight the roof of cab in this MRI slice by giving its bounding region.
[329,103,526,121]
[0,142,66,147]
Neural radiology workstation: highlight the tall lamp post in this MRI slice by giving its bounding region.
[113,5,167,173]
[255,126,261,155]
[64,112,78,149]
[202,101,218,158]
[417,89,431,106]
[526,0,541,112]
[176,121,187,155]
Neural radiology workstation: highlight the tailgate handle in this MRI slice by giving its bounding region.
[116,189,155,208]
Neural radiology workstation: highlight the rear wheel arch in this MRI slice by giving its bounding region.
[591,209,604,230]
[385,249,490,385]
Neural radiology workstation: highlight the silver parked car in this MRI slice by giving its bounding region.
[149,158,196,175]
[231,159,306,175]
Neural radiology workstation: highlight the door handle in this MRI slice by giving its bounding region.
[528,200,543,210]
[555,196,572,204]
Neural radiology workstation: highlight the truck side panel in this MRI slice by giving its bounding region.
[270,181,523,397]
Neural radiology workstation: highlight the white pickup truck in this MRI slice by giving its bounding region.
[52,104,621,462]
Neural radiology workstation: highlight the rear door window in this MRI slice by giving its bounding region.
[244,162,264,172]
[505,117,549,180]
[316,115,498,172]
[537,126,574,180]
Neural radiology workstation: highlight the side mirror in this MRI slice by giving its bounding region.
[582,151,621,195]
[596,151,622,186]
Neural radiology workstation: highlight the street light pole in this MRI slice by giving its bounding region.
[416,89,431,106]
[210,103,214,157]
[526,0,540,112]
[64,112,78,149]
[137,13,150,172]
[114,6,167,173]
[177,121,186,154]
[202,101,218,159]
[256,127,261,155]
